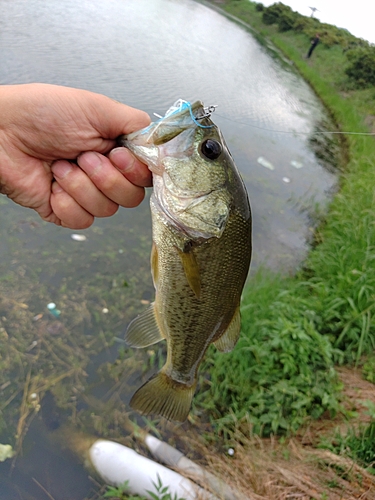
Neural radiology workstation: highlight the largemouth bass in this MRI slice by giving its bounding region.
[118,100,251,422]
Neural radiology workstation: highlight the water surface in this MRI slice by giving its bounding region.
[0,0,337,498]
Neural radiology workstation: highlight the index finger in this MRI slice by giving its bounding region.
[76,151,147,208]
[109,148,152,188]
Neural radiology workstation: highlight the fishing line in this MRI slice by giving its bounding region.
[151,101,375,137]
[214,112,375,137]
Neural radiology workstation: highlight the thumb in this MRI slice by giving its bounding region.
[85,92,151,139]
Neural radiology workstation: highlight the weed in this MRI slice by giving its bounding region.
[320,401,375,472]
[104,481,139,499]
[324,423,375,471]
[147,475,186,500]
[196,270,343,436]
[196,0,375,438]
[103,476,186,500]
[362,356,375,383]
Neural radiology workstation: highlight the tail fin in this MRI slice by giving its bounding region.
[130,372,196,422]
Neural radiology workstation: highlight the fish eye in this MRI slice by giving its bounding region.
[200,139,222,160]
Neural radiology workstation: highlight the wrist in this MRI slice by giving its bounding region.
[0,139,10,196]
[0,129,13,196]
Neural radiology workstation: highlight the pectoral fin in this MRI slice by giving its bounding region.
[214,306,241,352]
[177,247,201,298]
[125,303,164,348]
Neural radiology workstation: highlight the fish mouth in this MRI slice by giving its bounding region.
[117,100,217,175]
[148,100,215,145]
[118,100,215,148]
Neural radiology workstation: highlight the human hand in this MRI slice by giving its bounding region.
[0,83,152,228]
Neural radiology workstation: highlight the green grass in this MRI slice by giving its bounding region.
[197,1,375,435]
[320,402,375,471]
[104,477,187,500]
[196,270,343,436]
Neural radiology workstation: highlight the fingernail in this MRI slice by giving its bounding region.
[51,161,72,179]
[109,148,134,173]
[52,181,63,193]
[78,151,102,174]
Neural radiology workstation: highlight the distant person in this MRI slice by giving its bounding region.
[0,84,152,229]
[306,33,320,59]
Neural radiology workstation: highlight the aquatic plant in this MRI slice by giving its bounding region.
[0,204,153,451]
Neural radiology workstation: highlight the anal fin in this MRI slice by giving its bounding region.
[214,306,241,352]
[125,303,164,348]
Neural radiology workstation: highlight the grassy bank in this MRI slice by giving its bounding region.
[197,0,375,436]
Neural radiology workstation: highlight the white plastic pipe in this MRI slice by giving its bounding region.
[144,434,247,500]
[89,439,216,500]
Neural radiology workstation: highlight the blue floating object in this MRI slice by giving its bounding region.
[47,302,61,318]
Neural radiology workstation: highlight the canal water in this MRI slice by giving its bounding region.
[0,0,338,498]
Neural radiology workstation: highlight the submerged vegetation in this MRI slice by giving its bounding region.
[0,203,154,487]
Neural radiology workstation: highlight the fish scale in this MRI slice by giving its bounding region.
[156,214,251,372]
[118,100,251,421]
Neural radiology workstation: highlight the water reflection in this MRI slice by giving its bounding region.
[0,0,338,267]
[0,0,339,497]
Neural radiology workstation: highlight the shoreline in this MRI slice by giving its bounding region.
[196,0,375,435]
